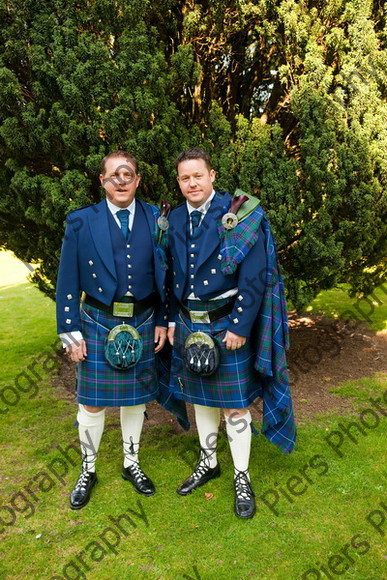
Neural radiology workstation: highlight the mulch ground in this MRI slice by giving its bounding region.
[51,313,386,433]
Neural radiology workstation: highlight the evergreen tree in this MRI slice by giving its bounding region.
[0,0,385,309]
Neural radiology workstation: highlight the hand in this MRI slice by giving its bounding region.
[222,330,247,350]
[66,339,87,362]
[167,326,175,346]
[154,326,167,353]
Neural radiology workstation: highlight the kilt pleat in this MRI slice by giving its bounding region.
[169,299,264,408]
[76,303,158,407]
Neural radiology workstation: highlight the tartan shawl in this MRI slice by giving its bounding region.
[219,204,296,454]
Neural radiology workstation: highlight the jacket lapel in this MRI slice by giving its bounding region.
[138,198,156,242]
[170,204,188,273]
[88,199,116,278]
[196,192,231,268]
[138,199,166,276]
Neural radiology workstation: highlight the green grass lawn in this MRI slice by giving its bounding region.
[306,284,387,332]
[0,282,386,580]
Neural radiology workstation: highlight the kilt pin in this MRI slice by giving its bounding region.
[167,191,296,455]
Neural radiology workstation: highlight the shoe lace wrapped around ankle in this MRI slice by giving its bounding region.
[80,449,97,473]
[193,447,216,479]
[234,470,253,500]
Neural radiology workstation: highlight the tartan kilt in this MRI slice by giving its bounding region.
[169,298,264,408]
[76,303,158,407]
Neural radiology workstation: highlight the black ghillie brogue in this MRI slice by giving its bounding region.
[234,469,256,519]
[122,462,155,496]
[70,470,98,510]
[177,447,220,496]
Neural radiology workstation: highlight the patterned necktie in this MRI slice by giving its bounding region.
[116,209,130,240]
[190,210,202,237]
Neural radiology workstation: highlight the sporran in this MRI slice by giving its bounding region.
[104,324,143,370]
[183,331,220,376]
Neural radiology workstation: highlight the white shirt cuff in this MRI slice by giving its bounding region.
[59,331,84,348]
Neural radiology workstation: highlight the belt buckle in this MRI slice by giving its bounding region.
[113,302,134,317]
[189,310,210,324]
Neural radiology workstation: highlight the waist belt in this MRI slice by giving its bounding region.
[84,293,156,317]
[179,299,235,324]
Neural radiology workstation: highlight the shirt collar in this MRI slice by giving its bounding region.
[106,198,136,215]
[186,190,216,216]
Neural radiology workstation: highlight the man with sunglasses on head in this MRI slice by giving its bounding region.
[56,150,168,509]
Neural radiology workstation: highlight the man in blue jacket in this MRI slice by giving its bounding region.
[167,148,296,519]
[56,150,168,509]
